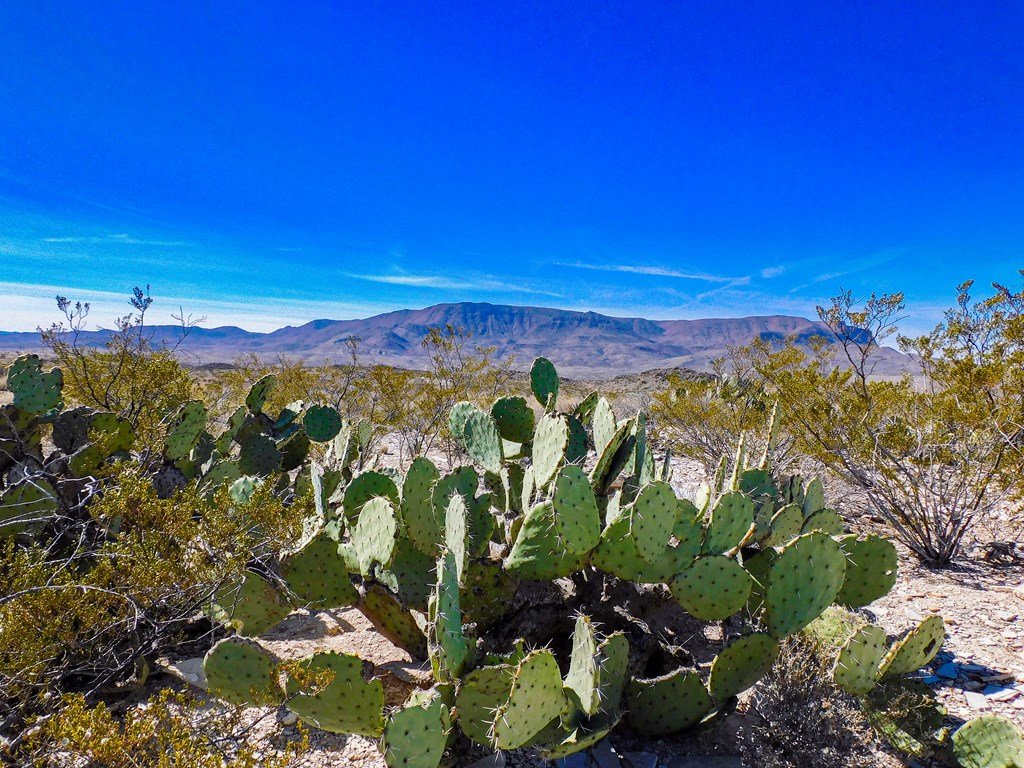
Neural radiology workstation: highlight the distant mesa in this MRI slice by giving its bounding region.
[0,301,912,378]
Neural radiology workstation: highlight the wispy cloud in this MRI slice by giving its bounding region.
[761,265,786,278]
[42,233,190,246]
[558,262,742,283]
[347,273,561,296]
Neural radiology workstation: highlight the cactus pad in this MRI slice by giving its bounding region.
[952,715,1024,768]
[164,401,207,460]
[625,667,713,735]
[506,501,586,579]
[592,396,617,455]
[402,457,442,555]
[532,413,569,488]
[245,374,277,413]
[703,490,755,554]
[448,401,477,443]
[455,664,515,746]
[490,395,535,443]
[0,479,58,535]
[444,494,469,584]
[212,572,293,637]
[802,477,826,516]
[878,615,945,678]
[281,530,359,608]
[552,465,601,554]
[351,497,400,575]
[834,624,887,695]
[590,420,632,493]
[801,508,845,536]
[764,532,846,637]
[383,693,450,768]
[835,534,898,608]
[530,356,559,409]
[428,551,469,681]
[765,503,804,547]
[628,481,677,563]
[491,650,566,750]
[360,584,427,656]
[303,404,343,442]
[284,651,385,736]
[238,433,282,476]
[344,470,401,523]
[709,633,779,700]
[203,637,280,706]
[671,556,752,621]
[7,355,63,415]
[564,614,601,716]
[460,408,503,474]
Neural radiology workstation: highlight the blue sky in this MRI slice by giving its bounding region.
[1,2,1021,334]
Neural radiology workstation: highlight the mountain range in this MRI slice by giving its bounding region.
[0,301,913,378]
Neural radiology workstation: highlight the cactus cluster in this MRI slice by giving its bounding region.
[0,354,976,765]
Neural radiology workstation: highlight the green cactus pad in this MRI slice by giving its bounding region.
[739,468,777,502]
[215,405,247,453]
[573,390,601,424]
[564,614,601,716]
[51,406,93,453]
[590,420,633,494]
[428,551,469,682]
[7,355,63,415]
[952,715,1024,768]
[835,534,898,608]
[878,615,945,678]
[492,649,566,750]
[229,475,260,504]
[433,466,493,557]
[351,497,400,575]
[461,408,503,474]
[212,573,293,637]
[444,494,469,584]
[709,633,779,700]
[245,374,277,413]
[530,357,559,409]
[203,637,280,706]
[833,624,887,696]
[802,477,826,516]
[566,414,588,466]
[448,400,476,444]
[703,490,755,554]
[625,667,713,736]
[532,413,569,488]
[552,465,602,554]
[199,459,241,491]
[281,530,359,608]
[780,474,804,506]
[764,532,847,637]
[801,508,845,536]
[303,404,343,442]
[402,457,442,555]
[506,501,587,580]
[344,470,401,523]
[864,678,945,758]
[284,651,385,736]
[591,513,696,584]
[360,584,427,656]
[238,433,282,476]
[164,401,207,460]
[596,632,629,710]
[628,481,677,563]
[461,559,518,630]
[537,715,620,760]
[272,400,303,432]
[454,664,515,746]
[765,503,804,547]
[0,479,58,536]
[592,397,617,455]
[671,556,752,621]
[383,694,451,768]
[490,395,535,443]
[375,536,437,611]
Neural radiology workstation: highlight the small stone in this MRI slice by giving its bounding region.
[556,755,590,768]
[921,675,941,685]
[982,685,1020,702]
[277,709,298,725]
[964,691,990,709]
[906,609,923,621]
[996,611,1018,622]
[591,740,622,768]
[965,680,984,691]
[961,664,986,673]
[935,663,959,680]
[623,752,658,768]
[982,673,1014,683]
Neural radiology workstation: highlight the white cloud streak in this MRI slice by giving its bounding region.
[346,273,561,296]
[558,262,744,283]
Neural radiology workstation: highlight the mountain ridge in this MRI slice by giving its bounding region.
[0,301,912,378]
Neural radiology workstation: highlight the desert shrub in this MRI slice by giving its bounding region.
[40,287,196,454]
[24,689,307,767]
[739,281,1024,565]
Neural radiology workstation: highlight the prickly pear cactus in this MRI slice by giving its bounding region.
[1,354,942,768]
